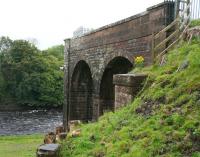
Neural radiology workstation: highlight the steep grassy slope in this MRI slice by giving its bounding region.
[60,39,200,157]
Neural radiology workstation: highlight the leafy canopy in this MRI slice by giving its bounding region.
[0,36,64,107]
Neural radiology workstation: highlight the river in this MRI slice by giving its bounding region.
[0,110,63,135]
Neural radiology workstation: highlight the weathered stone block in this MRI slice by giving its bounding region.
[37,144,60,157]
[113,74,147,109]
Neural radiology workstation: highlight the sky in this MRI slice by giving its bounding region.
[0,0,163,50]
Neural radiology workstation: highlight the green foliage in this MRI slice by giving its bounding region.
[0,71,5,101]
[43,45,64,61]
[0,36,12,54]
[190,19,200,28]
[60,39,200,156]
[0,36,64,107]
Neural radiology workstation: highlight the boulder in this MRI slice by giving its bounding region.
[44,132,56,144]
[71,129,81,137]
[37,144,60,157]
[56,132,67,141]
[55,126,64,135]
[69,120,81,131]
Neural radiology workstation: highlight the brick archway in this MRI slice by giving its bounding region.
[99,56,133,115]
[70,60,93,121]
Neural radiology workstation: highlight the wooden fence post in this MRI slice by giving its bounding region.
[187,0,190,23]
[175,0,180,18]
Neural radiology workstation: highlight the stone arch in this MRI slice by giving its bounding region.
[99,56,133,115]
[70,60,93,121]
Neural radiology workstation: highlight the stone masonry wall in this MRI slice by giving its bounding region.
[113,74,147,109]
[63,2,175,127]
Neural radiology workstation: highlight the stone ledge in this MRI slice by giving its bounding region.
[113,73,148,87]
[147,1,173,11]
[37,144,60,157]
[114,73,148,110]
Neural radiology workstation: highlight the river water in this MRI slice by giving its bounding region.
[0,110,63,135]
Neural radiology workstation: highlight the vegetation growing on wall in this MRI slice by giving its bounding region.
[0,36,64,107]
[60,37,200,156]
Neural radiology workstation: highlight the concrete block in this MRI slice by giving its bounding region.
[37,144,60,157]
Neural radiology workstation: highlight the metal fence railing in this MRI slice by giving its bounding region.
[179,0,200,19]
[190,0,200,19]
[164,0,200,20]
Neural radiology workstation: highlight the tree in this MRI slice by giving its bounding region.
[0,36,12,54]
[43,45,64,61]
[0,37,64,107]
[0,37,13,101]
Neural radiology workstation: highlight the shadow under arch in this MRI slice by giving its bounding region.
[70,60,93,121]
[99,56,133,115]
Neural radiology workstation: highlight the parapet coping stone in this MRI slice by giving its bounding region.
[65,2,171,41]
[113,73,148,87]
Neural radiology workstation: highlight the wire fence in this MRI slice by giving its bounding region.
[164,0,200,20]
[190,0,200,19]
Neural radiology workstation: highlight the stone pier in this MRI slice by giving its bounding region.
[113,74,147,109]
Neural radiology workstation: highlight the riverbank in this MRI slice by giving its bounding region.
[0,103,28,111]
[0,102,63,111]
[0,110,62,135]
[0,134,43,157]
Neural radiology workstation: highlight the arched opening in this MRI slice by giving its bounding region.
[99,56,133,115]
[70,61,93,121]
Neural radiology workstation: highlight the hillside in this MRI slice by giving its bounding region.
[60,33,200,156]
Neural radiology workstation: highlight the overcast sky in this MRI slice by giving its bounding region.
[0,0,163,50]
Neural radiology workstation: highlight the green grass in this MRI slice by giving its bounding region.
[60,39,200,157]
[190,19,200,28]
[0,134,43,157]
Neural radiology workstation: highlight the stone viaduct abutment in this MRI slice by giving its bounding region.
[63,2,175,129]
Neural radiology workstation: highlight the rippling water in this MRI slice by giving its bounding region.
[0,110,63,135]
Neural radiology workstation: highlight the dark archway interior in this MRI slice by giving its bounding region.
[100,57,133,115]
[70,61,93,121]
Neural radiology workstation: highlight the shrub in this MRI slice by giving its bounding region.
[134,56,144,68]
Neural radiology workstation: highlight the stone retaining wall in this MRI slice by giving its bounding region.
[113,74,147,109]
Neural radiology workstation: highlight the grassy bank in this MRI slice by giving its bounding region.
[60,38,200,157]
[0,134,43,157]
